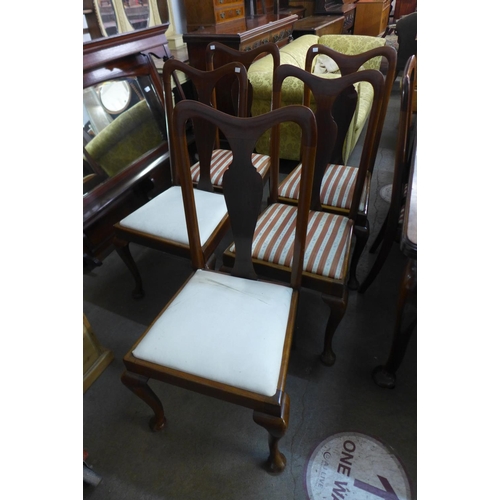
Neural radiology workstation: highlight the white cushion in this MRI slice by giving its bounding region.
[119,186,227,245]
[314,54,339,74]
[132,269,293,397]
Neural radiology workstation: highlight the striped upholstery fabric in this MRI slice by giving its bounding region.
[229,204,353,280]
[278,163,369,212]
[190,149,271,187]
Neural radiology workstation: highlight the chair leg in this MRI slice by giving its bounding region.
[121,370,167,431]
[320,290,348,366]
[114,237,145,299]
[348,223,369,291]
[369,213,388,254]
[372,258,417,388]
[358,231,396,294]
[253,392,290,474]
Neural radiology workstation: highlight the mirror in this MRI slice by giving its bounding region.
[122,0,150,31]
[83,75,166,196]
[99,81,132,114]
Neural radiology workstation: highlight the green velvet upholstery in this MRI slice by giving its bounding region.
[85,99,164,178]
[248,34,386,163]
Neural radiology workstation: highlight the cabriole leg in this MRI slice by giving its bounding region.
[373,258,417,388]
[114,237,144,299]
[320,291,348,366]
[253,393,290,474]
[121,370,166,431]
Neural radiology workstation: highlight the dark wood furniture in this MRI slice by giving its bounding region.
[83,25,173,269]
[292,14,344,37]
[120,99,318,473]
[223,60,387,366]
[182,13,297,71]
[394,0,417,20]
[205,41,281,118]
[358,55,416,294]
[257,0,306,18]
[356,56,417,388]
[113,60,249,298]
[354,0,391,36]
[372,142,417,389]
[313,0,357,34]
[167,54,272,191]
[290,0,315,17]
[271,44,397,291]
[183,0,246,32]
[394,11,417,78]
[279,6,307,18]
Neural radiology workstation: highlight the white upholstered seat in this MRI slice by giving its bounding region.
[119,186,227,245]
[132,269,292,397]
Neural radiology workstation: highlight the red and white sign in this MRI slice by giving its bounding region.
[305,432,412,500]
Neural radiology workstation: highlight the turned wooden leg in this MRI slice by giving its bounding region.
[372,258,417,389]
[253,392,290,474]
[348,223,369,291]
[320,290,348,366]
[121,370,166,431]
[114,237,145,299]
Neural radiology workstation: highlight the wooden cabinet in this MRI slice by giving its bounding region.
[292,15,344,37]
[184,0,246,31]
[312,1,358,34]
[354,0,391,37]
[394,0,417,20]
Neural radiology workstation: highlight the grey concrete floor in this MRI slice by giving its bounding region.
[83,79,416,499]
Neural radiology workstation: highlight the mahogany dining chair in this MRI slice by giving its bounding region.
[275,44,397,290]
[222,63,386,366]
[121,99,318,473]
[113,61,249,298]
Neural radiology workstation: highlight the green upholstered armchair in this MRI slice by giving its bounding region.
[248,34,387,163]
[84,99,164,179]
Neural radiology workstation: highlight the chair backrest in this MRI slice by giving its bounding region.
[172,100,317,288]
[395,13,417,73]
[205,41,280,115]
[387,55,417,229]
[304,44,397,167]
[271,63,385,216]
[162,58,249,191]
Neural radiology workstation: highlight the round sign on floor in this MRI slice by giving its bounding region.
[305,432,412,500]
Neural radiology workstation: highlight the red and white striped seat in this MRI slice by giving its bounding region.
[278,163,369,212]
[190,149,271,188]
[229,204,352,281]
